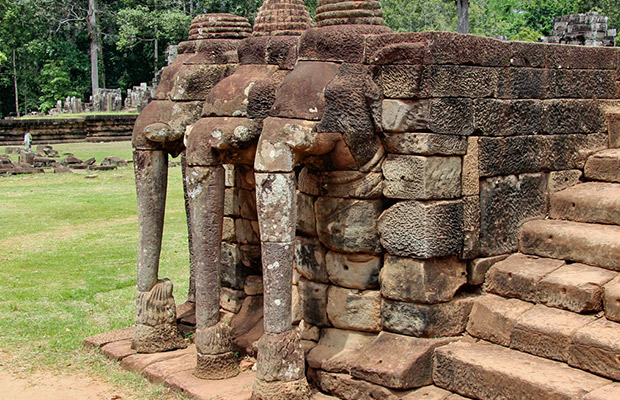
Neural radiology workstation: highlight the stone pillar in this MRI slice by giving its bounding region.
[253,171,310,400]
[187,164,240,379]
[132,149,187,353]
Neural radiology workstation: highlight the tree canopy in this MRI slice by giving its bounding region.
[0,0,618,118]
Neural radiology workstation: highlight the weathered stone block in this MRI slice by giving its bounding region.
[510,304,595,362]
[383,132,467,156]
[585,384,620,400]
[299,25,391,64]
[295,237,328,283]
[461,195,480,260]
[585,149,620,183]
[320,171,383,199]
[548,170,582,193]
[544,99,606,134]
[310,369,398,400]
[170,64,234,101]
[474,99,545,137]
[520,219,620,271]
[538,263,616,313]
[365,31,511,67]
[551,69,618,99]
[433,341,611,400]
[298,167,321,196]
[380,256,466,304]
[298,277,329,327]
[220,287,245,313]
[604,275,620,322]
[378,200,463,259]
[221,242,246,290]
[496,68,549,99]
[551,182,620,226]
[379,65,424,99]
[466,294,534,347]
[608,110,620,148]
[546,44,617,70]
[326,251,381,290]
[478,134,590,178]
[420,65,499,98]
[461,137,479,197]
[298,320,319,342]
[202,64,279,118]
[244,275,263,295]
[306,328,375,370]
[235,218,259,244]
[315,197,382,254]
[381,295,474,337]
[234,164,255,190]
[569,318,620,381]
[349,332,458,390]
[224,187,240,217]
[270,61,339,120]
[382,99,430,133]
[238,36,299,69]
[479,174,547,256]
[222,217,235,241]
[238,188,256,220]
[296,192,316,236]
[483,253,564,302]
[327,286,381,332]
[382,99,473,136]
[382,155,462,200]
[467,254,509,286]
[429,98,473,136]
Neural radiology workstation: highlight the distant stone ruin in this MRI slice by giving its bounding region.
[541,11,617,46]
[87,1,620,399]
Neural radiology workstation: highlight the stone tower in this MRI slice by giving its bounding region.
[188,13,252,40]
[253,0,313,36]
[315,0,385,27]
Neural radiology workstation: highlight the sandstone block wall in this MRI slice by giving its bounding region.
[0,114,138,145]
[276,31,620,349]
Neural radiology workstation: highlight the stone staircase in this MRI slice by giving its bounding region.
[434,149,620,399]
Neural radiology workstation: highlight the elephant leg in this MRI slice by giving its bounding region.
[187,165,240,379]
[132,149,187,353]
[181,152,196,304]
[252,172,310,400]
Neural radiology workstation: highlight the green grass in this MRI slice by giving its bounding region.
[0,141,190,399]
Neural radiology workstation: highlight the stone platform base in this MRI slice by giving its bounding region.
[84,327,337,400]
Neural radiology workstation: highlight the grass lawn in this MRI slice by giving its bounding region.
[0,141,191,399]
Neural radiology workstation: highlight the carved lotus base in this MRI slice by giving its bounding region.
[131,323,187,353]
[194,351,240,380]
[250,377,312,400]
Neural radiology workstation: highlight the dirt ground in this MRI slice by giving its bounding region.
[0,367,131,400]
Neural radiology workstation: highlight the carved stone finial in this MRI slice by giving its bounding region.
[253,0,313,36]
[315,0,385,27]
[132,279,187,353]
[189,13,252,40]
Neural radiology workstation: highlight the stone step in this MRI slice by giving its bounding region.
[467,294,620,381]
[519,219,620,271]
[585,149,620,183]
[433,340,612,400]
[550,182,620,226]
[483,253,616,313]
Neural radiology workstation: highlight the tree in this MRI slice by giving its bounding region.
[88,0,101,95]
[382,0,456,32]
[456,0,470,33]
